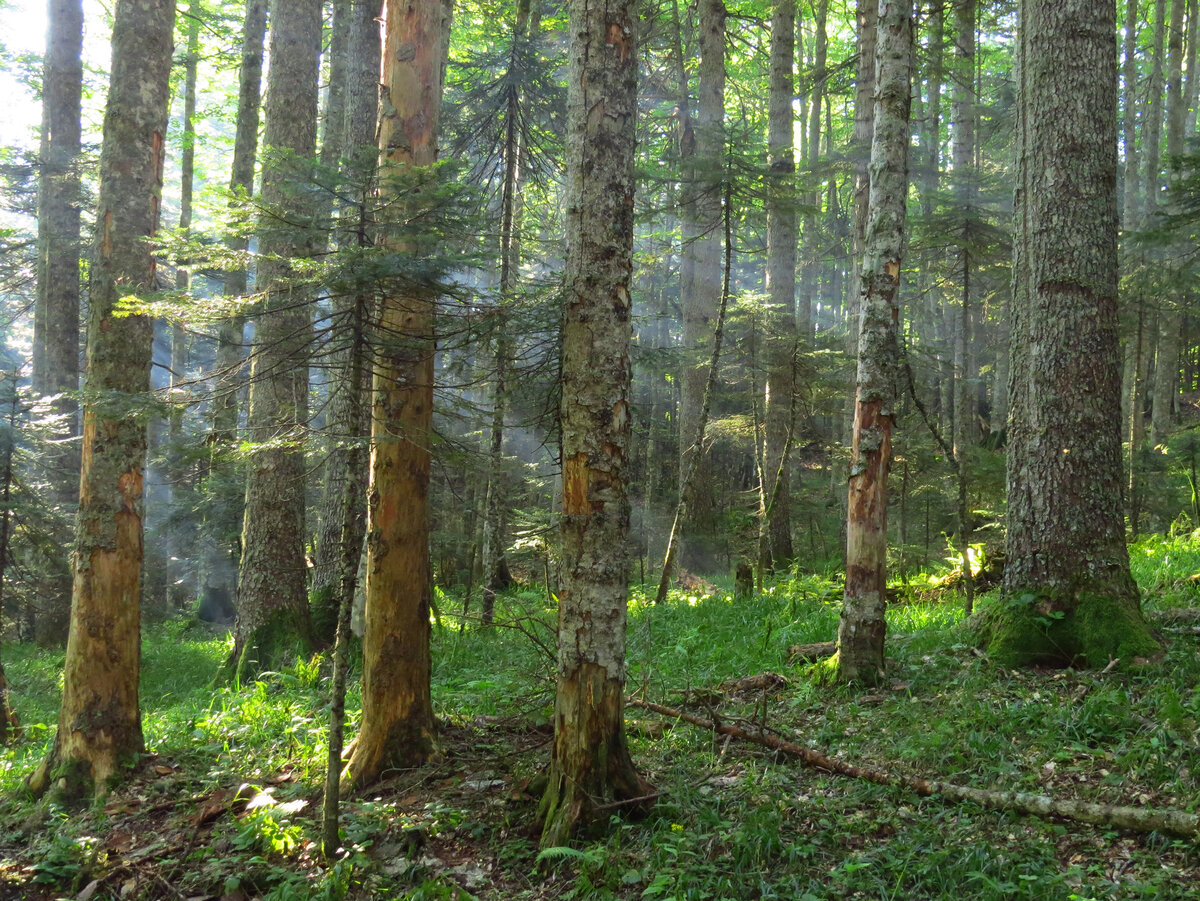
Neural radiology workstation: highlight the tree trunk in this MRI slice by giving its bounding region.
[200,0,266,626]
[32,0,84,646]
[310,0,379,616]
[677,0,725,572]
[763,0,797,573]
[231,0,322,679]
[952,0,975,613]
[990,0,1159,668]
[28,0,176,800]
[1150,0,1187,448]
[340,0,450,791]
[539,0,648,845]
[833,0,912,686]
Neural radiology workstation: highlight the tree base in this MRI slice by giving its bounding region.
[340,714,437,795]
[974,586,1160,668]
[220,612,312,686]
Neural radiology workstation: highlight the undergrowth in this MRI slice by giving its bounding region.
[0,532,1197,898]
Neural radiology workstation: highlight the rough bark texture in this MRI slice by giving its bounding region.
[311,0,380,609]
[834,0,911,686]
[33,0,84,646]
[200,0,265,623]
[762,0,797,572]
[951,0,975,613]
[340,0,449,791]
[677,0,725,572]
[1149,0,1186,447]
[232,0,322,679]
[28,0,176,800]
[990,0,1158,668]
[539,0,647,845]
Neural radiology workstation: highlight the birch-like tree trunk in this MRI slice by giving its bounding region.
[28,0,176,800]
[990,0,1158,667]
[340,0,450,791]
[32,0,83,645]
[231,0,322,678]
[834,0,912,686]
[539,0,647,844]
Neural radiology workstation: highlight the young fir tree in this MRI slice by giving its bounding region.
[29,0,176,800]
[983,0,1159,666]
[538,0,649,845]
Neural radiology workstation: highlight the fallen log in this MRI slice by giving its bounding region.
[786,641,837,664]
[629,698,1200,839]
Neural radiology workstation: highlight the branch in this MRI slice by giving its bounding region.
[629,698,1200,838]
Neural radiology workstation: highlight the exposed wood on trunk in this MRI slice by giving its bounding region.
[836,0,912,685]
[29,0,176,800]
[341,0,450,792]
[539,0,648,844]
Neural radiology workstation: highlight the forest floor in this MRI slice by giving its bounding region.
[2,533,1200,900]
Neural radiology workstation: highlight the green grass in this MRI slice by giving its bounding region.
[1,537,1199,898]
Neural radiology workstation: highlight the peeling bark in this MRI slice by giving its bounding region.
[29,0,175,800]
[835,0,912,686]
[341,0,450,792]
[539,0,648,844]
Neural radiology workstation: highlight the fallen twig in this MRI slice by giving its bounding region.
[629,698,1200,838]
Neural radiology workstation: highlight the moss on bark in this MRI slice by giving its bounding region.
[974,584,1159,669]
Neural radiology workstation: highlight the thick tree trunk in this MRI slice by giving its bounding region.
[677,0,725,572]
[340,0,450,792]
[833,0,912,686]
[539,0,647,844]
[33,0,84,646]
[762,0,797,573]
[28,0,175,800]
[231,0,322,679]
[990,0,1159,668]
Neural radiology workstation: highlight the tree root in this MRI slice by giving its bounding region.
[629,698,1200,838]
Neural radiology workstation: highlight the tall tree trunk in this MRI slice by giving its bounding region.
[28,0,176,800]
[952,0,975,613]
[539,0,647,844]
[481,0,538,611]
[310,0,377,612]
[231,0,322,679]
[1123,0,1142,225]
[340,0,450,791]
[763,0,797,574]
[32,0,84,646]
[844,0,878,446]
[200,0,266,625]
[834,0,912,686]
[1150,0,1187,448]
[991,0,1158,668]
[677,0,725,572]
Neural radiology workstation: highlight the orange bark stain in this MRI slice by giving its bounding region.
[563,453,590,515]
